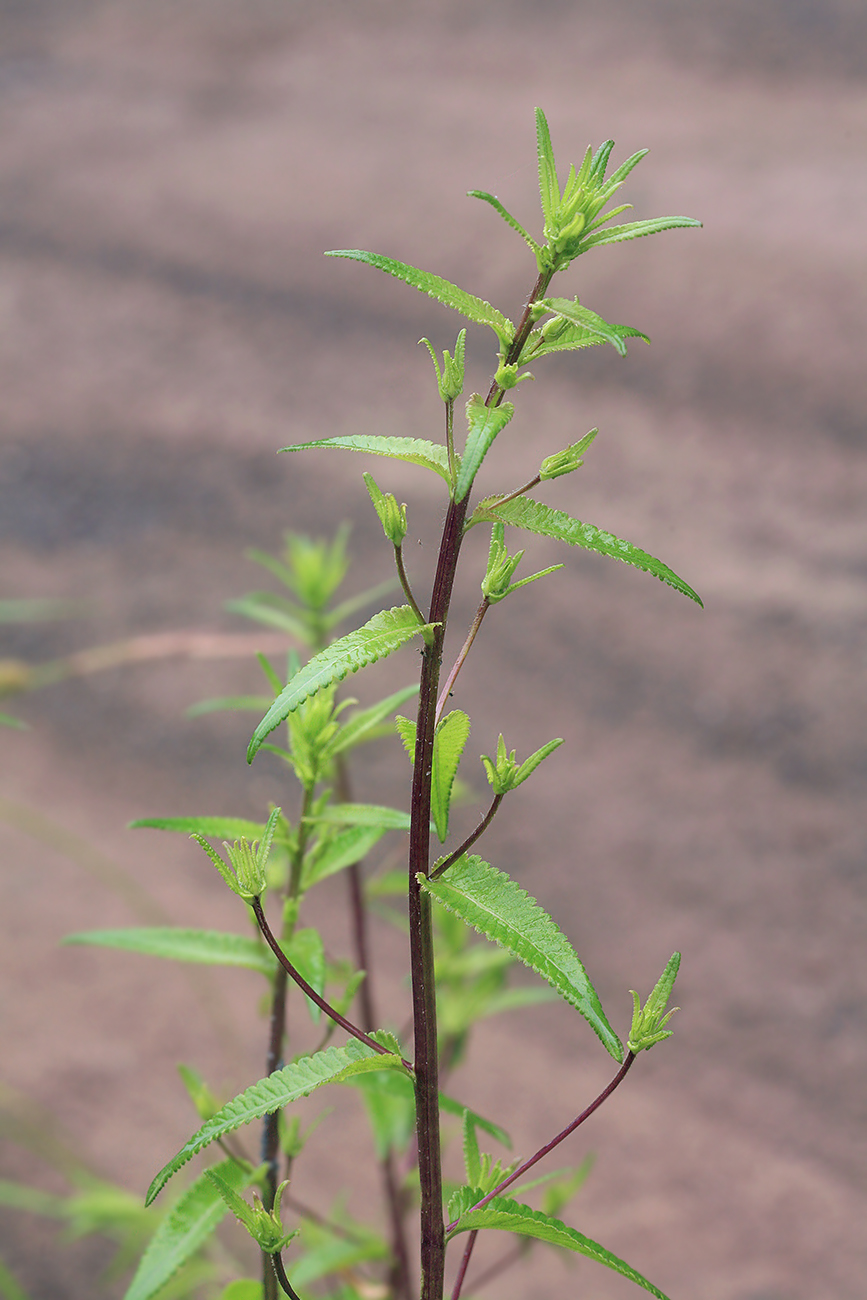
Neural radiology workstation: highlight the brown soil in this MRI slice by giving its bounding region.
[1,4,865,1298]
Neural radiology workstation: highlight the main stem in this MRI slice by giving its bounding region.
[411,267,552,1300]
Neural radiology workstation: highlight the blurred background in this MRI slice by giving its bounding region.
[1,1,865,1297]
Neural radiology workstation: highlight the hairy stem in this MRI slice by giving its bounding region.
[446,1051,636,1231]
[271,1251,303,1300]
[412,269,555,1300]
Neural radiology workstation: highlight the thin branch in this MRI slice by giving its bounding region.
[270,1251,303,1300]
[429,794,503,880]
[435,598,490,726]
[395,543,427,627]
[465,1239,531,1293]
[475,473,541,518]
[450,1230,478,1300]
[251,896,412,1069]
[446,1052,636,1232]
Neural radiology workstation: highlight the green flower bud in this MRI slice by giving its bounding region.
[627,952,681,1053]
[363,472,408,546]
[540,429,598,481]
[191,807,281,902]
[421,330,466,402]
[481,524,524,603]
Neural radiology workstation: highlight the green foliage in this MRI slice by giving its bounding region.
[447,1193,670,1298]
[420,330,466,404]
[190,807,281,901]
[419,855,622,1060]
[470,494,703,605]
[480,734,564,795]
[531,296,648,357]
[130,816,265,840]
[628,952,681,1053]
[203,1173,295,1255]
[394,710,471,843]
[363,472,408,547]
[280,434,455,488]
[146,1043,409,1205]
[63,928,275,977]
[247,606,436,761]
[124,1160,253,1300]
[454,396,515,503]
[325,250,515,349]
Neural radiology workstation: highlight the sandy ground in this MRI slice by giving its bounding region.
[0,3,865,1298]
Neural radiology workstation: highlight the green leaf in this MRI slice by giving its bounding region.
[419,856,622,1060]
[448,1194,669,1298]
[130,816,266,840]
[248,607,435,762]
[471,496,702,606]
[0,713,27,730]
[290,1221,387,1290]
[467,191,543,260]
[279,435,454,487]
[535,107,560,229]
[218,1282,261,1300]
[325,685,418,757]
[284,928,327,1022]
[431,710,471,842]
[186,696,274,718]
[438,1095,511,1149]
[146,1042,407,1205]
[454,396,515,503]
[582,215,702,250]
[302,825,385,889]
[351,1071,417,1160]
[124,1159,251,1300]
[537,297,647,357]
[305,803,411,832]
[325,250,514,348]
[63,928,274,978]
[225,593,309,640]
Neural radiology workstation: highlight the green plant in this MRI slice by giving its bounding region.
[5,109,701,1300]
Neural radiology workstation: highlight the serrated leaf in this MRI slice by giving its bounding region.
[326,684,418,757]
[248,607,434,762]
[130,816,266,840]
[582,215,701,249]
[454,397,515,503]
[538,297,647,357]
[535,108,560,228]
[467,190,542,259]
[305,803,411,831]
[146,1043,406,1205]
[419,856,622,1059]
[431,710,471,842]
[63,928,275,978]
[472,496,702,606]
[351,1071,417,1160]
[325,250,514,348]
[448,1194,669,1298]
[124,1159,251,1300]
[279,435,454,487]
[302,825,385,889]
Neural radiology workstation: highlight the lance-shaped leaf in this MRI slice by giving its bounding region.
[467,190,544,262]
[536,297,648,357]
[326,250,515,349]
[394,712,471,843]
[431,710,471,842]
[248,606,436,762]
[454,397,515,503]
[326,684,418,757]
[471,496,702,606]
[419,856,622,1059]
[146,1042,407,1205]
[302,824,386,889]
[581,214,702,250]
[447,1194,669,1299]
[130,816,266,840]
[124,1159,253,1300]
[63,928,275,978]
[279,434,454,488]
[305,802,411,831]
